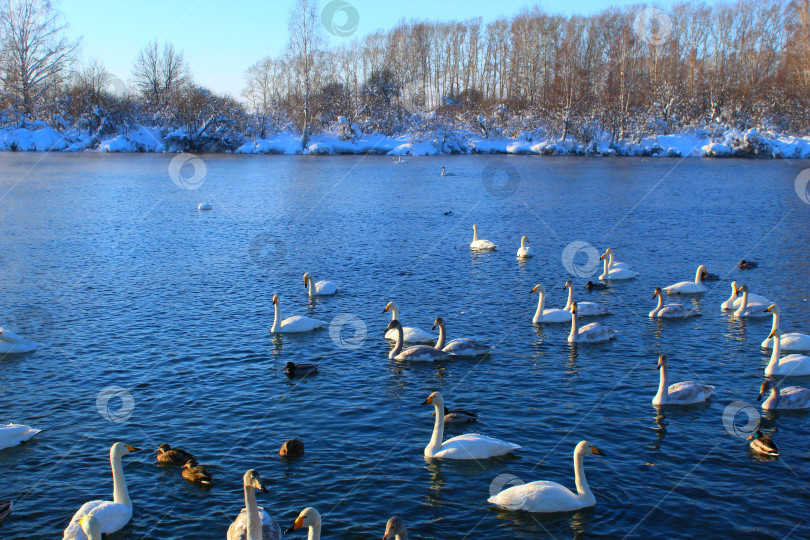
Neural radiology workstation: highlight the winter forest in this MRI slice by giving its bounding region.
[1,0,810,156]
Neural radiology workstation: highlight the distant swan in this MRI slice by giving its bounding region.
[567,303,616,343]
[386,321,452,361]
[563,280,610,316]
[302,272,337,296]
[422,391,520,459]
[487,440,605,513]
[721,281,771,310]
[270,295,325,333]
[649,288,699,318]
[227,469,281,540]
[652,355,713,405]
[432,317,491,357]
[470,224,497,250]
[0,327,37,354]
[764,330,810,377]
[0,423,40,451]
[598,254,638,280]
[197,202,212,211]
[761,304,810,351]
[383,301,435,343]
[732,285,769,318]
[758,380,810,410]
[516,236,532,258]
[393,156,408,164]
[663,265,708,294]
[530,284,570,323]
[440,167,456,176]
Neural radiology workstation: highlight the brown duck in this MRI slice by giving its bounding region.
[280,438,305,458]
[181,459,213,485]
[154,443,195,465]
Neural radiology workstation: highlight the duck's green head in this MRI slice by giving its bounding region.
[746,430,765,441]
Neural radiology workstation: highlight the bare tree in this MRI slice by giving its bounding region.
[131,40,189,108]
[287,0,325,148]
[0,0,79,116]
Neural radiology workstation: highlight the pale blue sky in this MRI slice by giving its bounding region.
[61,0,699,98]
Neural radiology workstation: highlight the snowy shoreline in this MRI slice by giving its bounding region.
[2,124,809,159]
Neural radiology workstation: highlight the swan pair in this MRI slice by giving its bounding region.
[762,304,810,351]
[663,265,708,294]
[0,423,40,451]
[63,442,140,539]
[758,380,810,410]
[530,284,609,323]
[0,327,37,354]
[652,355,714,406]
[271,295,325,333]
[302,272,337,296]
[649,288,699,318]
[422,392,520,459]
[720,281,771,310]
[730,284,769,318]
[598,249,638,280]
[488,440,605,513]
[383,301,435,343]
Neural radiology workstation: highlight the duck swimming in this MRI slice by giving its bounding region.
[154,443,195,465]
[181,459,213,485]
[284,362,318,377]
[279,438,305,458]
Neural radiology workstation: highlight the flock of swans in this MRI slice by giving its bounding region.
[3,221,810,538]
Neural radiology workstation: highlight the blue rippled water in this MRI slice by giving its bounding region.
[1,153,809,539]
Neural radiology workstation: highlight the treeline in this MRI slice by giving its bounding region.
[1,0,809,152]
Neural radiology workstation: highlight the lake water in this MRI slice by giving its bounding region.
[1,153,810,539]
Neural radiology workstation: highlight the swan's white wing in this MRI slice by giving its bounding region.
[64,500,132,539]
[314,280,338,295]
[735,303,770,317]
[773,355,810,376]
[667,382,713,404]
[732,293,771,307]
[395,345,450,362]
[778,387,810,409]
[577,323,616,342]
[443,339,490,356]
[659,304,699,318]
[279,316,325,333]
[540,309,571,323]
[435,433,520,459]
[610,261,630,270]
[227,507,282,540]
[0,424,40,450]
[763,332,810,351]
[470,239,497,250]
[575,302,611,316]
[385,326,435,343]
[488,481,585,513]
[602,267,638,280]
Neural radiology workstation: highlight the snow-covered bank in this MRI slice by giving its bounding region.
[2,124,809,158]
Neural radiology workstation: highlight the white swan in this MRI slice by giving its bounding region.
[598,254,638,280]
[516,235,532,258]
[63,442,140,539]
[0,327,37,354]
[720,281,771,310]
[432,317,491,357]
[80,514,101,540]
[487,440,605,513]
[470,224,497,250]
[652,355,713,406]
[530,284,570,323]
[567,303,616,343]
[227,469,282,540]
[270,295,325,333]
[762,304,810,351]
[197,202,212,211]
[0,423,40,451]
[383,301,435,343]
[663,265,708,294]
[285,507,321,540]
[563,280,610,316]
[605,248,630,270]
[302,272,337,296]
[386,321,452,361]
[732,285,769,318]
[758,380,810,410]
[393,156,408,164]
[422,391,520,459]
[383,517,408,540]
[440,166,456,176]
[764,330,810,377]
[649,288,699,318]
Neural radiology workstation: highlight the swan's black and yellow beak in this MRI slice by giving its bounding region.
[382,306,390,313]
[421,396,434,406]
[285,516,304,533]
[273,296,278,305]
[591,446,605,456]
[125,444,140,452]
[530,286,538,293]
[652,290,658,299]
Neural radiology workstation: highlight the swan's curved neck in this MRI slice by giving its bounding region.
[694,268,704,285]
[111,451,131,507]
[600,257,609,278]
[765,386,781,408]
[766,335,781,375]
[244,483,262,540]
[651,293,664,316]
[768,310,780,336]
[389,325,404,359]
[654,363,668,404]
[394,528,409,540]
[573,447,594,502]
[472,228,478,242]
[607,251,616,268]
[568,310,579,341]
[272,301,282,332]
[389,305,400,322]
[306,276,317,297]
[434,321,446,350]
[521,237,527,249]
[533,291,546,323]
[306,522,322,540]
[426,401,445,456]
[564,286,574,311]
[734,290,749,315]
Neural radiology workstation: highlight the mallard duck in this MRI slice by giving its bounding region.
[181,459,213,485]
[739,260,758,270]
[0,500,11,523]
[383,516,408,540]
[284,362,318,377]
[443,406,478,424]
[747,430,778,456]
[279,438,305,458]
[585,281,608,291]
[154,443,195,465]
